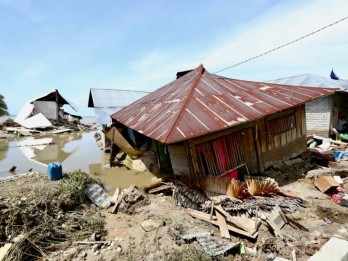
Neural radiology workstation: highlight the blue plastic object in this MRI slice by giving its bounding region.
[47,162,63,181]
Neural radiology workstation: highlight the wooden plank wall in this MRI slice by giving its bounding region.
[257,105,307,171]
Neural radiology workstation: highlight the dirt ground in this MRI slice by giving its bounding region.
[48,170,348,261]
[1,166,348,261]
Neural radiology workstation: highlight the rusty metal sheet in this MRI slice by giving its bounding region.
[112,65,338,144]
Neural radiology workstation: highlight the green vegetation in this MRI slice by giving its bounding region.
[0,94,9,117]
[0,171,104,261]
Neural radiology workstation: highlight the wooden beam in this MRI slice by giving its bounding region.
[215,210,230,239]
[110,187,120,204]
[189,209,258,239]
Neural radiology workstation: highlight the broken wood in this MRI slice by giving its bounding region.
[106,127,143,156]
[110,194,123,214]
[189,209,258,239]
[214,205,259,234]
[286,215,309,231]
[0,243,12,261]
[209,200,215,221]
[268,206,286,229]
[215,210,230,239]
[148,184,172,194]
[144,177,169,192]
[73,241,110,245]
[110,187,120,204]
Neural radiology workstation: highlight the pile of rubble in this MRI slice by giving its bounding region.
[0,118,96,139]
[307,134,348,166]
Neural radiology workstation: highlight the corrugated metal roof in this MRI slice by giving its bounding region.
[267,73,348,90]
[88,88,149,108]
[112,65,338,144]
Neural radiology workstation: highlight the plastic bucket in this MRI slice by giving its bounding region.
[47,162,63,181]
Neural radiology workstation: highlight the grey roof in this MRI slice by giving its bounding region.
[267,73,348,91]
[88,88,149,108]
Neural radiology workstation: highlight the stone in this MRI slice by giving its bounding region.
[116,247,122,253]
[141,219,164,232]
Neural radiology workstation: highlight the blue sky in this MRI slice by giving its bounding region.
[1,0,347,116]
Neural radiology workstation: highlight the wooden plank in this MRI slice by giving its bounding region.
[215,210,230,239]
[148,184,172,194]
[106,127,143,156]
[280,133,287,147]
[189,210,258,239]
[110,194,123,214]
[110,187,120,204]
[0,243,12,261]
[215,205,258,234]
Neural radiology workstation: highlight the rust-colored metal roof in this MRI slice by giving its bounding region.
[111,65,338,144]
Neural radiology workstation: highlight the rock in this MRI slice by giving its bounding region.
[93,250,100,256]
[122,185,144,204]
[90,232,96,241]
[92,244,99,251]
[116,247,122,253]
[79,251,87,257]
[141,219,164,232]
[107,246,112,251]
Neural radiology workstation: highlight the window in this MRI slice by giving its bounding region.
[267,112,296,137]
[196,132,245,177]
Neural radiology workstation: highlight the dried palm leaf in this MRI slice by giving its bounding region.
[227,179,247,199]
[246,178,280,196]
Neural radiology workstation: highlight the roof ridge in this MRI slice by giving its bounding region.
[164,64,204,143]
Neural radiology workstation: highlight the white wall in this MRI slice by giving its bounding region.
[34,101,58,120]
[305,96,333,137]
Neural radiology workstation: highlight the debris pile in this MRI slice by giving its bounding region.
[0,171,104,261]
[307,134,348,166]
[315,175,348,208]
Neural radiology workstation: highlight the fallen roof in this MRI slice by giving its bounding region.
[267,73,348,91]
[111,65,338,144]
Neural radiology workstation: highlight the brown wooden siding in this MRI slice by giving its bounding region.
[184,104,307,178]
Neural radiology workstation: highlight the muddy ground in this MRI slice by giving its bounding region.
[1,166,348,261]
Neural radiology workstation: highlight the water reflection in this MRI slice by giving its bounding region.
[0,131,162,194]
[0,131,103,178]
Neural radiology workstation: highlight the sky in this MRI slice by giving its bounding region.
[0,0,347,116]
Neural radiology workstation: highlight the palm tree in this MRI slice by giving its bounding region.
[0,94,9,116]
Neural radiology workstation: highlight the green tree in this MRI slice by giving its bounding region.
[0,94,9,116]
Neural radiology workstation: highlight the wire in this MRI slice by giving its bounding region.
[215,16,348,74]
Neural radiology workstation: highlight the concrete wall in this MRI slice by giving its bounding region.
[34,101,58,120]
[305,96,333,137]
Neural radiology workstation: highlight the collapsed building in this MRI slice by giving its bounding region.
[110,64,338,186]
[14,89,81,129]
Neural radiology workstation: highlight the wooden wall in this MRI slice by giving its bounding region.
[256,105,307,170]
[168,144,191,176]
[175,104,307,178]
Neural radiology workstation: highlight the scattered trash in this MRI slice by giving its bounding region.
[85,183,111,208]
[182,232,238,256]
[8,166,16,172]
[314,176,339,193]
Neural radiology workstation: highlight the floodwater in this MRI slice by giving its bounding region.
[0,131,160,194]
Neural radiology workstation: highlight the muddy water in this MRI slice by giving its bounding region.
[0,131,160,194]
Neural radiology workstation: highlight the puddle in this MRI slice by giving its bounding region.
[0,131,162,193]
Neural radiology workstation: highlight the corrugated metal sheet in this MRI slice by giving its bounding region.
[267,73,348,90]
[112,65,338,144]
[88,89,149,108]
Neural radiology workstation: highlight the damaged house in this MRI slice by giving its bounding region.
[268,73,348,137]
[14,89,80,129]
[88,88,149,151]
[111,65,337,186]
